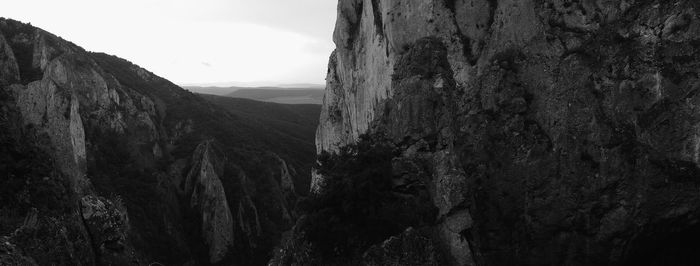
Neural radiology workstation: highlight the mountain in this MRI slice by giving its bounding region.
[226,89,324,105]
[182,82,324,89]
[276,83,325,89]
[0,18,315,265]
[184,86,325,105]
[199,94,320,145]
[182,86,241,96]
[273,1,700,265]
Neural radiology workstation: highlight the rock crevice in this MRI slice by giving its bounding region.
[309,0,700,265]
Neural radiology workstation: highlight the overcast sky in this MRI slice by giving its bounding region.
[3,0,337,86]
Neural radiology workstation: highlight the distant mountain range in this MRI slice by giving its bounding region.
[180,82,325,89]
[185,86,325,105]
[276,83,325,89]
[199,94,320,145]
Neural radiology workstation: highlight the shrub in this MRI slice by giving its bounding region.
[296,135,437,262]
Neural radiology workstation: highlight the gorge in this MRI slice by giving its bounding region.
[276,0,700,265]
[0,18,317,265]
[3,0,700,265]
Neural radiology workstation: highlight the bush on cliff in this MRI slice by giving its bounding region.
[295,135,436,262]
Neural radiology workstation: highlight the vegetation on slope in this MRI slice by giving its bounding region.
[91,53,315,186]
[278,136,438,265]
[226,88,325,104]
[0,89,95,265]
[1,18,320,265]
[87,53,316,265]
[199,94,320,148]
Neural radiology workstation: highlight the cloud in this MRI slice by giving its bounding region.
[181,0,338,40]
[2,0,338,84]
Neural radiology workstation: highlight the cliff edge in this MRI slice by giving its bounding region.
[284,0,700,265]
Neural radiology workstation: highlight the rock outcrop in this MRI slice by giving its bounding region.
[181,141,235,264]
[13,79,88,193]
[1,18,312,265]
[0,33,19,86]
[0,19,143,265]
[80,195,137,265]
[306,0,700,265]
[0,237,37,266]
[362,228,442,266]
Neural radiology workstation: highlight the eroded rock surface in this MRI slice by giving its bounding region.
[363,228,443,266]
[80,195,137,265]
[181,141,235,264]
[0,237,37,266]
[1,18,310,265]
[0,33,19,86]
[307,0,700,265]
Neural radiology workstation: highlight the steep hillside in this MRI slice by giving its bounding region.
[183,86,240,96]
[185,86,326,105]
[275,0,700,265]
[226,88,325,104]
[0,18,313,265]
[199,94,320,146]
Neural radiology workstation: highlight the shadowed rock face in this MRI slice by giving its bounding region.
[0,18,146,264]
[181,141,235,264]
[0,34,19,86]
[80,195,136,265]
[363,228,443,266]
[307,0,700,265]
[1,18,308,265]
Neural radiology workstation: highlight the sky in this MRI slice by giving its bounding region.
[2,0,338,86]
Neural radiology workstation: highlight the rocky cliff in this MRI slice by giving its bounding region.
[0,18,312,265]
[180,141,235,263]
[287,0,700,265]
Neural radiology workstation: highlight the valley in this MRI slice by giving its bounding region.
[0,18,318,265]
[4,0,700,265]
[185,86,325,105]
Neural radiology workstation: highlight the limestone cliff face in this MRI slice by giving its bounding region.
[171,141,299,264]
[1,18,306,265]
[0,21,161,195]
[13,79,88,193]
[0,33,19,86]
[80,195,136,265]
[0,19,148,264]
[315,0,700,265]
[181,141,235,264]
